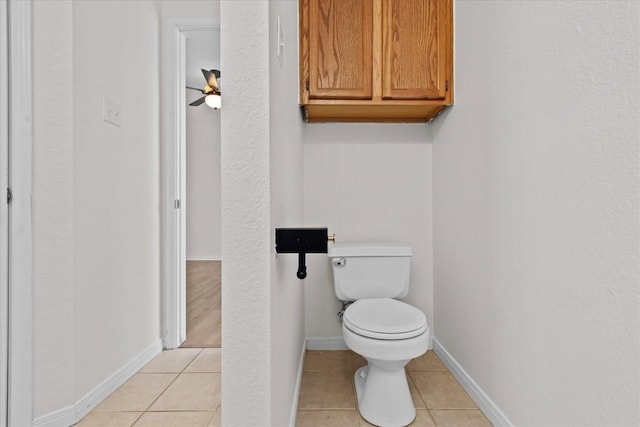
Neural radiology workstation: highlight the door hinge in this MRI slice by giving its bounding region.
[305,79,309,91]
[445,80,449,91]
[174,199,180,209]
[6,188,11,204]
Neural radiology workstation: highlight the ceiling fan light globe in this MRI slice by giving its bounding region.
[205,94,222,109]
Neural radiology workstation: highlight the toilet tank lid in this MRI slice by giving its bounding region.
[328,243,412,258]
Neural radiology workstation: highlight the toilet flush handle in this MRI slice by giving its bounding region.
[333,258,346,267]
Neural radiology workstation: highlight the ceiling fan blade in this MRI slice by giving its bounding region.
[186,86,204,93]
[189,96,207,106]
[201,69,220,90]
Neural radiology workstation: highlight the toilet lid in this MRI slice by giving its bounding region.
[343,298,427,340]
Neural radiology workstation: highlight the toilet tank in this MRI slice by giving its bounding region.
[328,243,412,301]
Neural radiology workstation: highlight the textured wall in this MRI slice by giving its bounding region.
[32,0,166,418]
[432,1,640,425]
[303,125,434,342]
[32,0,75,416]
[220,2,272,425]
[72,0,161,401]
[269,1,307,425]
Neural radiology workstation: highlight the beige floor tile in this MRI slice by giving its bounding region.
[410,372,477,410]
[356,411,375,427]
[296,410,360,427]
[208,406,221,427]
[95,374,177,412]
[74,411,142,427]
[298,371,356,410]
[133,411,214,427]
[407,351,448,372]
[139,348,202,373]
[409,410,438,426]
[348,351,367,374]
[149,373,220,411]
[407,373,427,409]
[184,348,221,373]
[356,409,435,427]
[304,351,350,372]
[429,409,492,427]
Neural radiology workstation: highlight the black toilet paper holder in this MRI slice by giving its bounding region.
[275,228,335,279]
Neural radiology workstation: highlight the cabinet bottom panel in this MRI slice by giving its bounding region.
[302,104,449,123]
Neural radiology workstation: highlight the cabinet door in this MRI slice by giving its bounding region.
[308,0,373,100]
[382,0,450,100]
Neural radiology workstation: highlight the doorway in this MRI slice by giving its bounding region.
[0,2,9,424]
[161,18,220,350]
[181,28,221,348]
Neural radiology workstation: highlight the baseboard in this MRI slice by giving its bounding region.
[186,256,221,261]
[305,337,348,351]
[33,339,163,427]
[288,338,307,427]
[433,338,513,427]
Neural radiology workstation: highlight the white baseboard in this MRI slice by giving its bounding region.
[288,338,307,427]
[186,256,221,261]
[33,339,163,427]
[433,338,513,427]
[305,337,348,351]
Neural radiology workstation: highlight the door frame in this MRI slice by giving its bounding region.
[161,17,219,349]
[1,0,33,425]
[0,0,9,424]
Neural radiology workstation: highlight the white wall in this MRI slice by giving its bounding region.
[303,125,434,341]
[159,0,219,18]
[185,31,222,260]
[33,0,208,420]
[269,1,307,425]
[220,2,272,425]
[432,1,640,426]
[32,0,75,416]
[72,0,162,400]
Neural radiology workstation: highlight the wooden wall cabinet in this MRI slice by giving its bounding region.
[299,0,453,123]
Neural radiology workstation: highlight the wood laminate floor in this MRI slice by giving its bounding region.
[181,260,221,348]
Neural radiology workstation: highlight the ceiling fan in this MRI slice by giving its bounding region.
[187,69,221,109]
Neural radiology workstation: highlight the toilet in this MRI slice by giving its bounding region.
[328,243,430,427]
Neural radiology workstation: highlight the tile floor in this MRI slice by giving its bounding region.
[76,348,491,427]
[74,348,221,427]
[297,350,492,427]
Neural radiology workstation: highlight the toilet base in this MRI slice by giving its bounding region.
[354,363,416,427]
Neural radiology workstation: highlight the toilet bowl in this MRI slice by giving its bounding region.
[328,244,430,427]
[342,298,429,427]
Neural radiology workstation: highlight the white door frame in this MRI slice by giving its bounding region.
[0,1,9,425]
[161,17,219,349]
[1,0,33,425]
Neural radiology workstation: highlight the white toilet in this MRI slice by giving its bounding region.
[328,243,430,427]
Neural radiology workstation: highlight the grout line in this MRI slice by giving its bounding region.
[180,347,205,374]
[129,411,145,427]
[136,348,205,413]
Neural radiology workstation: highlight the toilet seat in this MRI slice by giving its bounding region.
[343,298,427,340]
